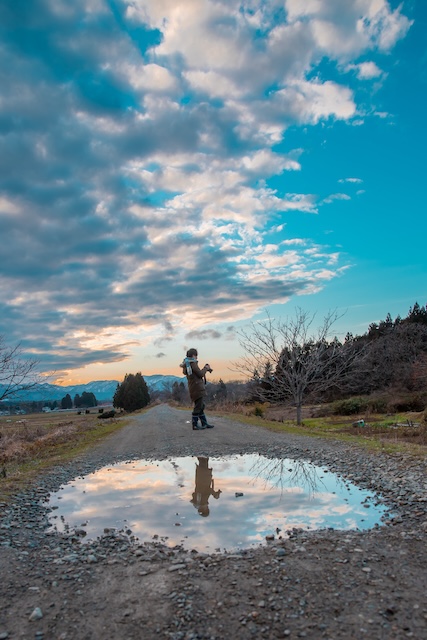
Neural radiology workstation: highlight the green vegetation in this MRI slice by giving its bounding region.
[217,408,427,456]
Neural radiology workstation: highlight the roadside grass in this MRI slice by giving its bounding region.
[213,408,427,457]
[0,412,128,501]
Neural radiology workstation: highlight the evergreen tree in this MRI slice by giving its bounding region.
[113,372,150,412]
[80,391,97,407]
[61,393,72,409]
[406,302,427,325]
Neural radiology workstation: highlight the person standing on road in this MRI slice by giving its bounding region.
[179,348,214,430]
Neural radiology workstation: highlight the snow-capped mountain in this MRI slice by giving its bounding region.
[0,375,186,403]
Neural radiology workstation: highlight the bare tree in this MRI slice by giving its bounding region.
[0,337,43,402]
[234,308,362,425]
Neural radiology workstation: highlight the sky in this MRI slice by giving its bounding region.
[0,0,426,385]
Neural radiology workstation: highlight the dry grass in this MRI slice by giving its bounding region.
[0,410,126,499]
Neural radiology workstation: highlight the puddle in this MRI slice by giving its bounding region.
[46,454,390,552]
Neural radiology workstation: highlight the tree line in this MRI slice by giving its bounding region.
[236,302,427,424]
[60,391,98,409]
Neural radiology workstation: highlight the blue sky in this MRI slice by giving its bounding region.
[0,0,425,384]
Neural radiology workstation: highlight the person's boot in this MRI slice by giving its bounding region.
[200,413,214,428]
[192,415,206,430]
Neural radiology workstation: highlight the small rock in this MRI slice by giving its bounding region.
[168,564,187,572]
[29,607,43,621]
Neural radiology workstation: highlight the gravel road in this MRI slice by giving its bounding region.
[1,404,427,640]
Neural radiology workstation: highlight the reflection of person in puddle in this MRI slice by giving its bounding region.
[190,457,221,517]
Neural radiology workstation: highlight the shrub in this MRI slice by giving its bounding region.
[387,393,427,412]
[331,397,369,415]
[98,410,116,419]
[368,396,389,413]
[247,402,269,418]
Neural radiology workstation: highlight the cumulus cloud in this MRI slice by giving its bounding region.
[285,0,412,56]
[346,61,384,79]
[0,0,412,375]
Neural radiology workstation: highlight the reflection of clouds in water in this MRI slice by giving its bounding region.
[47,455,387,551]
[70,460,195,495]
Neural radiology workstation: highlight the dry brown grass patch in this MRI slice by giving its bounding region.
[0,411,102,471]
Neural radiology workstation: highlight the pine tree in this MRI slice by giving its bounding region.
[113,372,150,412]
[80,391,97,407]
[61,393,72,409]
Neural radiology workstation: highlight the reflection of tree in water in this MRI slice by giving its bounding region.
[190,457,222,517]
[249,456,327,498]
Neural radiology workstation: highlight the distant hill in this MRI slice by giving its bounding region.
[0,375,186,403]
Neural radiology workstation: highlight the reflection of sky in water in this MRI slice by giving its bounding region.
[47,455,389,552]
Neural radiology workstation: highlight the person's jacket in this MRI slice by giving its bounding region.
[180,358,210,401]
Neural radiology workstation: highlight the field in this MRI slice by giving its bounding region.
[0,409,125,498]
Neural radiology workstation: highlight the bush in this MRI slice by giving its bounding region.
[387,393,427,413]
[368,396,389,413]
[98,410,116,419]
[247,402,269,418]
[331,397,369,415]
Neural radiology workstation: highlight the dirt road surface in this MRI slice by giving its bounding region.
[1,404,427,639]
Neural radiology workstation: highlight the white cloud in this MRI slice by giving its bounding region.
[346,61,383,79]
[322,193,351,204]
[286,0,412,56]
[277,79,356,124]
[0,197,20,215]
[123,63,178,93]
[184,69,243,100]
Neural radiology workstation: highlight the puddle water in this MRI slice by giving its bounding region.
[47,454,389,552]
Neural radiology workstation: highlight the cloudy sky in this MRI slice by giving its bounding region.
[1,0,425,384]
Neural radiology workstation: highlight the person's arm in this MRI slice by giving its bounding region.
[191,361,211,378]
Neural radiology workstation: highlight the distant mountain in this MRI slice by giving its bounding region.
[0,375,186,403]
